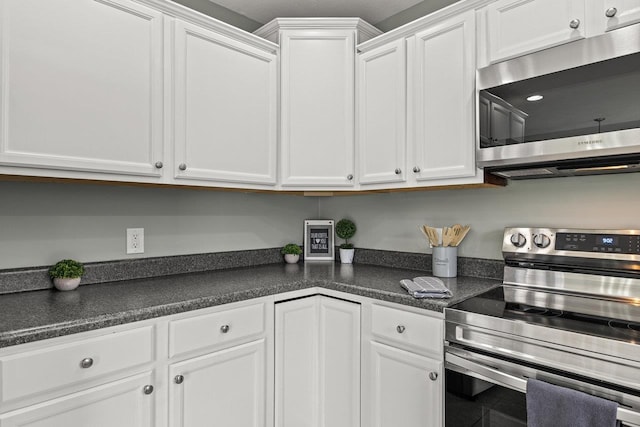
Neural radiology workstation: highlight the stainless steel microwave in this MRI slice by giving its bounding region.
[476,24,640,179]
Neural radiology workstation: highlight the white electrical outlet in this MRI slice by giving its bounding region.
[126,228,144,254]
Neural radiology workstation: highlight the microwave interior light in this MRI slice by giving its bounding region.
[526,94,544,102]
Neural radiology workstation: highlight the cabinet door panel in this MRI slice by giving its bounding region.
[0,0,163,177]
[603,0,640,31]
[412,11,476,181]
[169,339,267,427]
[0,372,154,427]
[358,39,406,185]
[280,31,355,187]
[275,296,360,427]
[364,342,442,427]
[172,20,277,185]
[486,0,586,63]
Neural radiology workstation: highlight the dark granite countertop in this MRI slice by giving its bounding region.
[0,262,501,349]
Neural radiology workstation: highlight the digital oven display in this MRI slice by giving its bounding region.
[556,233,640,254]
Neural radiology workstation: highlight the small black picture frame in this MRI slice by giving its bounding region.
[304,220,335,261]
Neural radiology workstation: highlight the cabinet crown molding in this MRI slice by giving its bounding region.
[254,17,382,44]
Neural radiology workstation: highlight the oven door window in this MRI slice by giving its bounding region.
[446,370,527,427]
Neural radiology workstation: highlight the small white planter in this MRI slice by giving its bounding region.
[284,254,300,264]
[339,248,355,264]
[53,277,81,291]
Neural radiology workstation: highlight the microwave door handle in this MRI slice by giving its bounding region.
[445,351,640,426]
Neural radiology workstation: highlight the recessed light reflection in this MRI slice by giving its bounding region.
[527,94,544,102]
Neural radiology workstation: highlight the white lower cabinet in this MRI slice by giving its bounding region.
[362,303,444,427]
[275,295,361,427]
[0,372,155,427]
[0,292,445,427]
[168,339,267,427]
[365,342,442,427]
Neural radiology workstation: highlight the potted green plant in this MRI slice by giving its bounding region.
[281,243,302,264]
[336,219,356,264]
[49,259,85,291]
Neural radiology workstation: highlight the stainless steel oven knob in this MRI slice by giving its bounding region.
[510,232,527,248]
[533,233,551,248]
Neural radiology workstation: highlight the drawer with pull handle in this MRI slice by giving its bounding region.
[169,302,265,358]
[370,304,443,357]
[0,325,154,405]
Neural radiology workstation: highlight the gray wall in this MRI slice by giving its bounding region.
[0,182,317,269]
[374,0,459,31]
[318,174,640,260]
[172,0,262,32]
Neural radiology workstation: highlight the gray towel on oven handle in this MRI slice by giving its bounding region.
[526,378,619,427]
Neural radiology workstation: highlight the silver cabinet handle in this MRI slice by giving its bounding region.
[347,174,354,181]
[605,7,617,17]
[80,358,94,369]
[413,166,420,173]
[220,324,230,333]
[155,161,163,169]
[569,19,580,29]
[429,372,438,381]
[174,375,184,384]
[395,168,402,175]
[396,325,406,333]
[143,385,154,395]
[178,163,187,171]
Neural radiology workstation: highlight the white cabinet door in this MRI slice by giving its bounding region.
[0,372,155,427]
[275,296,360,427]
[169,339,268,427]
[486,0,586,63]
[280,30,356,187]
[490,102,512,144]
[411,11,476,181]
[363,341,442,427]
[0,0,163,178]
[357,39,406,185]
[602,0,640,31]
[172,20,277,186]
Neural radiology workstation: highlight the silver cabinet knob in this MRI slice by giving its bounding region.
[429,372,438,381]
[605,7,617,17]
[220,324,230,333]
[80,358,94,369]
[178,163,187,171]
[413,166,420,173]
[395,168,402,175]
[155,161,163,169]
[396,325,406,334]
[569,19,580,29]
[174,375,184,384]
[143,385,154,395]
[347,174,354,181]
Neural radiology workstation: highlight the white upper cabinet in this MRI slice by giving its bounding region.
[409,10,476,181]
[257,19,381,189]
[600,0,640,32]
[171,19,278,187]
[480,0,640,66]
[484,0,587,64]
[280,28,356,188]
[0,0,164,179]
[357,39,407,186]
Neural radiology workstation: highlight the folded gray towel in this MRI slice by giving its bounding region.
[527,378,618,427]
[400,276,452,299]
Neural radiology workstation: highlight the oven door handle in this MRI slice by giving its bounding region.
[446,349,640,426]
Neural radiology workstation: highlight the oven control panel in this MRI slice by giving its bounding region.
[503,227,640,259]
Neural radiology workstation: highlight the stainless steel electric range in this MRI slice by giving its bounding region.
[445,227,640,427]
